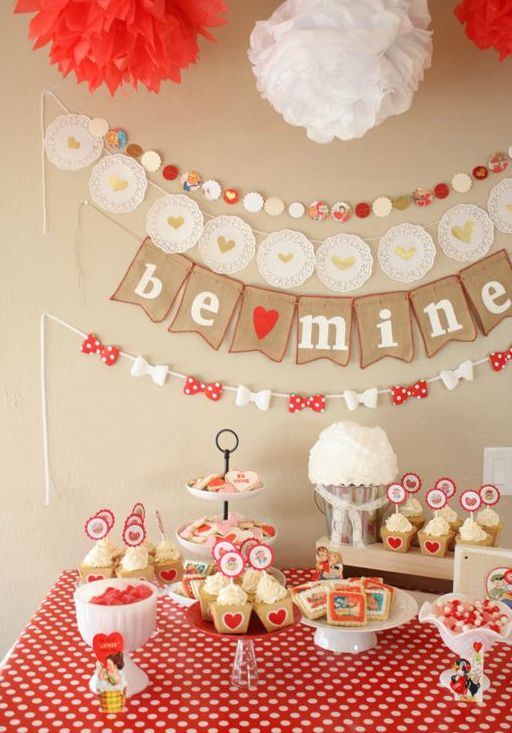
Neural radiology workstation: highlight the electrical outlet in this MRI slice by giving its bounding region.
[483,448,512,496]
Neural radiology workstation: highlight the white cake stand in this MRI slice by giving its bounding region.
[176,522,278,558]
[302,588,418,653]
[185,483,264,502]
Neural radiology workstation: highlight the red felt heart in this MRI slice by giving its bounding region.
[159,569,177,583]
[223,612,243,630]
[268,608,287,626]
[92,632,124,667]
[253,306,279,340]
[474,641,483,652]
[387,537,403,550]
[425,541,440,554]
[87,574,104,582]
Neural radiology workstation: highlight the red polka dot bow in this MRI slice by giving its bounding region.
[390,380,428,406]
[489,347,512,372]
[288,393,326,413]
[81,333,120,366]
[183,376,223,401]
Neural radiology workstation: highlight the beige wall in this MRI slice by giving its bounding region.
[2,1,511,655]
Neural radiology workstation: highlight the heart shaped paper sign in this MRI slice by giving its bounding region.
[225,470,261,493]
[93,632,124,667]
[253,306,279,340]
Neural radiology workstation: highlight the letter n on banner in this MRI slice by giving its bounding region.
[111,238,193,322]
[354,292,414,368]
[230,286,296,362]
[459,250,512,335]
[410,275,476,357]
[296,296,353,366]
[169,266,243,349]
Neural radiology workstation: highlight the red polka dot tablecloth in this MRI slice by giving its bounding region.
[0,569,511,733]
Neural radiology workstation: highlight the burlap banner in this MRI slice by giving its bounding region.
[354,291,414,368]
[169,266,243,349]
[410,275,476,357]
[459,249,512,335]
[296,296,353,366]
[230,286,296,362]
[111,238,193,322]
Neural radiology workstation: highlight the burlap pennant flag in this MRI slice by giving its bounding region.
[230,286,296,362]
[169,266,243,349]
[459,250,512,335]
[296,296,353,366]
[354,292,414,368]
[111,238,192,322]
[410,275,476,357]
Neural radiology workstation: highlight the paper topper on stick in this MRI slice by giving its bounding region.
[85,514,109,541]
[125,513,144,528]
[480,484,500,506]
[247,543,273,571]
[402,472,422,493]
[426,488,448,511]
[132,503,145,520]
[386,483,407,505]
[218,550,244,578]
[92,632,124,668]
[95,509,115,529]
[239,537,259,559]
[213,539,237,562]
[122,523,146,547]
[460,490,482,513]
[435,477,457,499]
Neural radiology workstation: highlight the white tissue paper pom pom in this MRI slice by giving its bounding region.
[248,0,432,143]
[308,421,398,487]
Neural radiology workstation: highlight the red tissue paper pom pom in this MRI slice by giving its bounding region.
[455,0,512,61]
[14,0,228,94]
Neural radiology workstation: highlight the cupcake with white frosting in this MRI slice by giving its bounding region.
[418,516,452,557]
[438,505,463,550]
[456,517,493,548]
[210,582,253,634]
[399,496,425,545]
[154,539,183,585]
[476,507,502,547]
[380,512,416,553]
[252,573,294,631]
[79,541,116,584]
[116,545,154,581]
[198,572,230,621]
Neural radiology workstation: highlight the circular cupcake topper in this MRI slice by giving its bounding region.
[505,569,512,585]
[402,472,422,493]
[125,513,144,527]
[386,483,407,505]
[426,489,447,511]
[218,550,245,578]
[480,484,500,506]
[84,515,109,540]
[239,537,260,559]
[212,539,237,562]
[247,543,274,571]
[132,503,145,520]
[435,477,457,499]
[94,508,115,529]
[122,523,146,547]
[460,490,482,512]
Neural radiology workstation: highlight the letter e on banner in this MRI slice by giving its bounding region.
[459,250,512,335]
[297,296,352,366]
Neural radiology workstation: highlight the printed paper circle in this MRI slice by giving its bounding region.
[141,150,161,172]
[372,196,393,218]
[95,509,115,529]
[451,173,472,193]
[256,229,315,289]
[132,502,145,519]
[426,489,447,511]
[460,489,482,512]
[480,484,500,506]
[378,223,436,283]
[487,177,512,233]
[85,515,109,540]
[435,477,456,499]
[198,215,255,274]
[248,543,273,570]
[239,537,259,559]
[264,197,285,216]
[386,483,407,505]
[219,551,245,577]
[89,117,109,138]
[89,154,147,214]
[146,194,204,253]
[125,513,144,527]
[243,192,264,213]
[213,540,237,561]
[288,201,305,219]
[45,114,103,171]
[201,180,222,201]
[437,204,494,262]
[402,473,421,493]
[122,523,146,547]
[315,234,373,292]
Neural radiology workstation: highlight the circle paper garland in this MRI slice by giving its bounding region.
[437,204,494,262]
[89,154,147,214]
[315,234,373,292]
[146,194,204,253]
[256,230,315,289]
[198,215,256,274]
[378,223,436,282]
[45,114,103,171]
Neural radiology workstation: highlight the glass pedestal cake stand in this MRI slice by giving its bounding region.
[301,587,418,653]
[185,602,302,688]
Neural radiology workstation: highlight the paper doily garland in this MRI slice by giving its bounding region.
[198,215,255,274]
[146,194,204,253]
[437,204,494,262]
[45,114,103,171]
[315,234,373,292]
[256,229,315,289]
[378,223,436,282]
[89,154,147,214]
[487,177,512,234]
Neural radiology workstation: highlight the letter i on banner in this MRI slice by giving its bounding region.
[296,296,353,366]
[354,292,414,368]
[169,266,243,349]
[111,238,193,322]
[410,275,476,357]
[459,250,512,335]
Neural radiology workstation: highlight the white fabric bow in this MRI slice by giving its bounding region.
[343,388,378,411]
[439,360,474,391]
[235,384,272,411]
[131,356,168,387]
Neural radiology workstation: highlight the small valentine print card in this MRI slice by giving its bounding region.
[450,642,484,703]
[93,632,127,713]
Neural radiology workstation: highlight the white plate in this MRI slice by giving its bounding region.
[176,523,278,558]
[185,483,264,502]
[167,567,287,608]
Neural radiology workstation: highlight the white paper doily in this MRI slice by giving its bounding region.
[146,194,204,253]
[437,204,494,262]
[378,223,436,282]
[256,230,315,289]
[198,216,255,274]
[89,154,147,214]
[45,114,103,171]
[487,177,512,234]
[315,234,373,292]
